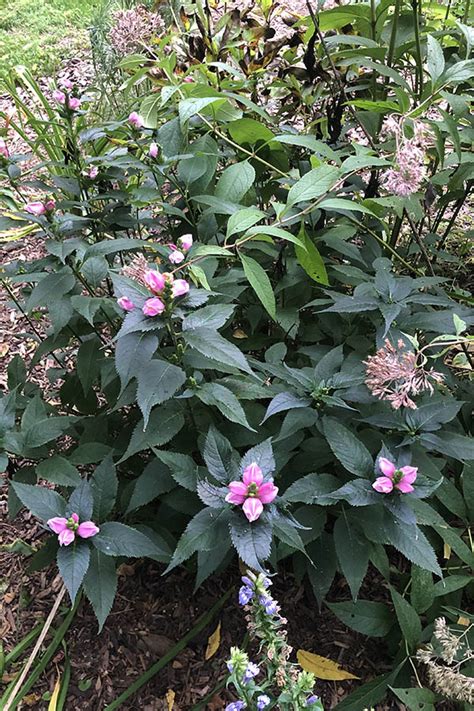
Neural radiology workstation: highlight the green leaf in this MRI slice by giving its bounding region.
[91,455,117,521]
[318,198,377,215]
[183,327,252,374]
[115,332,158,391]
[240,253,276,319]
[182,304,235,331]
[10,482,66,521]
[26,267,75,312]
[92,522,161,558]
[167,507,230,571]
[23,416,72,449]
[295,226,329,286]
[241,438,275,475]
[227,117,275,145]
[81,256,108,287]
[67,479,94,521]
[120,405,185,461]
[229,515,272,574]
[390,585,422,651]
[323,418,373,477]
[196,382,255,430]
[241,225,306,248]
[426,35,445,83]
[36,456,81,487]
[70,296,105,326]
[57,543,90,603]
[334,516,370,600]
[283,473,339,504]
[226,207,266,238]
[390,687,436,711]
[334,667,402,710]
[202,426,238,483]
[77,338,101,394]
[383,518,442,576]
[263,392,312,422]
[410,565,434,614]
[308,532,337,605]
[126,459,175,513]
[83,549,117,632]
[327,600,393,637]
[135,360,186,428]
[155,450,199,491]
[287,165,339,207]
[179,96,226,125]
[215,161,255,204]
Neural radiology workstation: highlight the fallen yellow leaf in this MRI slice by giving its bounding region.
[166,688,175,710]
[205,621,221,660]
[457,616,470,627]
[48,676,61,711]
[0,343,9,357]
[443,543,452,559]
[297,650,359,681]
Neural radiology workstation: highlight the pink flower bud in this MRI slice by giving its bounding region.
[52,89,66,105]
[88,166,99,179]
[77,521,100,538]
[144,269,166,293]
[169,250,185,265]
[25,201,46,216]
[143,297,165,316]
[117,296,135,312]
[0,138,9,158]
[67,96,81,111]
[44,199,56,212]
[178,233,193,251]
[149,142,159,158]
[128,111,144,129]
[172,279,190,298]
[183,76,194,83]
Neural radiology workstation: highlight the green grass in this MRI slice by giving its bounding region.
[0,0,106,80]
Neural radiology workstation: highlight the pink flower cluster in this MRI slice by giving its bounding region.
[108,6,165,57]
[365,339,444,410]
[226,463,278,522]
[25,199,56,216]
[373,457,417,494]
[117,269,190,317]
[53,88,81,111]
[382,119,431,197]
[0,138,9,159]
[128,111,144,129]
[47,513,99,546]
[168,233,193,265]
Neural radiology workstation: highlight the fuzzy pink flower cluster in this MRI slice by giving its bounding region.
[365,339,444,410]
[25,199,56,216]
[47,513,99,546]
[373,457,417,494]
[382,120,431,197]
[109,6,165,57]
[226,463,278,522]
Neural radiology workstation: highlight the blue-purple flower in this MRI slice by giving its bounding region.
[306,696,320,706]
[225,702,246,711]
[242,661,260,683]
[257,694,271,709]
[259,594,278,615]
[239,585,254,606]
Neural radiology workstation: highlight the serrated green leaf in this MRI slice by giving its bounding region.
[92,522,161,557]
[240,253,276,319]
[287,165,339,206]
[57,543,90,603]
[327,600,393,637]
[10,482,66,521]
[135,360,186,428]
[196,382,255,430]
[323,418,373,477]
[390,585,422,651]
[229,515,272,574]
[295,225,329,285]
[334,516,370,600]
[83,549,117,631]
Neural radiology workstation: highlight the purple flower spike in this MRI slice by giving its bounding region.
[242,661,259,683]
[306,696,320,706]
[238,585,254,606]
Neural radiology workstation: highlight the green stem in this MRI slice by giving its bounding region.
[387,0,402,68]
[103,588,233,711]
[412,0,424,100]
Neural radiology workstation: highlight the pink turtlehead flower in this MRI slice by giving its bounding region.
[117,296,135,311]
[144,269,166,294]
[68,96,81,111]
[226,462,278,522]
[149,142,159,158]
[44,199,56,212]
[372,457,418,494]
[143,297,165,316]
[172,279,189,298]
[60,78,73,90]
[52,89,66,104]
[169,249,185,265]
[47,513,99,546]
[178,234,193,251]
[25,201,46,216]
[128,111,144,129]
[0,138,8,158]
[88,165,99,180]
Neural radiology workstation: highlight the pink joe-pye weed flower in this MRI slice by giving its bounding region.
[47,513,99,546]
[169,249,185,265]
[178,233,193,251]
[149,142,159,158]
[144,269,166,293]
[117,296,135,311]
[226,462,278,522]
[60,78,74,89]
[172,279,190,298]
[128,111,144,129]
[372,457,418,494]
[143,296,165,316]
[25,201,46,216]
[0,138,9,158]
[52,89,66,104]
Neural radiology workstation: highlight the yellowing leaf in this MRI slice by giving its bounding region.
[443,543,452,559]
[297,650,359,680]
[457,616,470,627]
[205,621,221,660]
[48,676,61,711]
[166,688,175,710]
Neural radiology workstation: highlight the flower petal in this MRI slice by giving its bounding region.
[242,462,263,486]
[372,476,394,494]
[77,522,100,539]
[378,457,396,478]
[258,482,278,504]
[58,529,75,546]
[242,498,263,522]
[400,465,418,484]
[47,517,68,534]
[396,480,414,493]
[226,482,248,505]
[226,491,247,505]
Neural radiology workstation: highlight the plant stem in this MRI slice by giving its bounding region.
[404,210,435,276]
[387,0,402,68]
[412,0,424,100]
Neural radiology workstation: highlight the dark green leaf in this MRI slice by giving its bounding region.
[327,600,393,637]
[323,418,373,477]
[92,522,161,557]
[57,543,90,603]
[83,548,117,631]
[229,515,272,574]
[334,516,370,600]
[136,360,186,428]
[10,482,66,521]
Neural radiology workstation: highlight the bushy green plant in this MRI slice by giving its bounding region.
[1,2,473,707]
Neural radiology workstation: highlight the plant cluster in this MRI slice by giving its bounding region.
[1,0,473,707]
